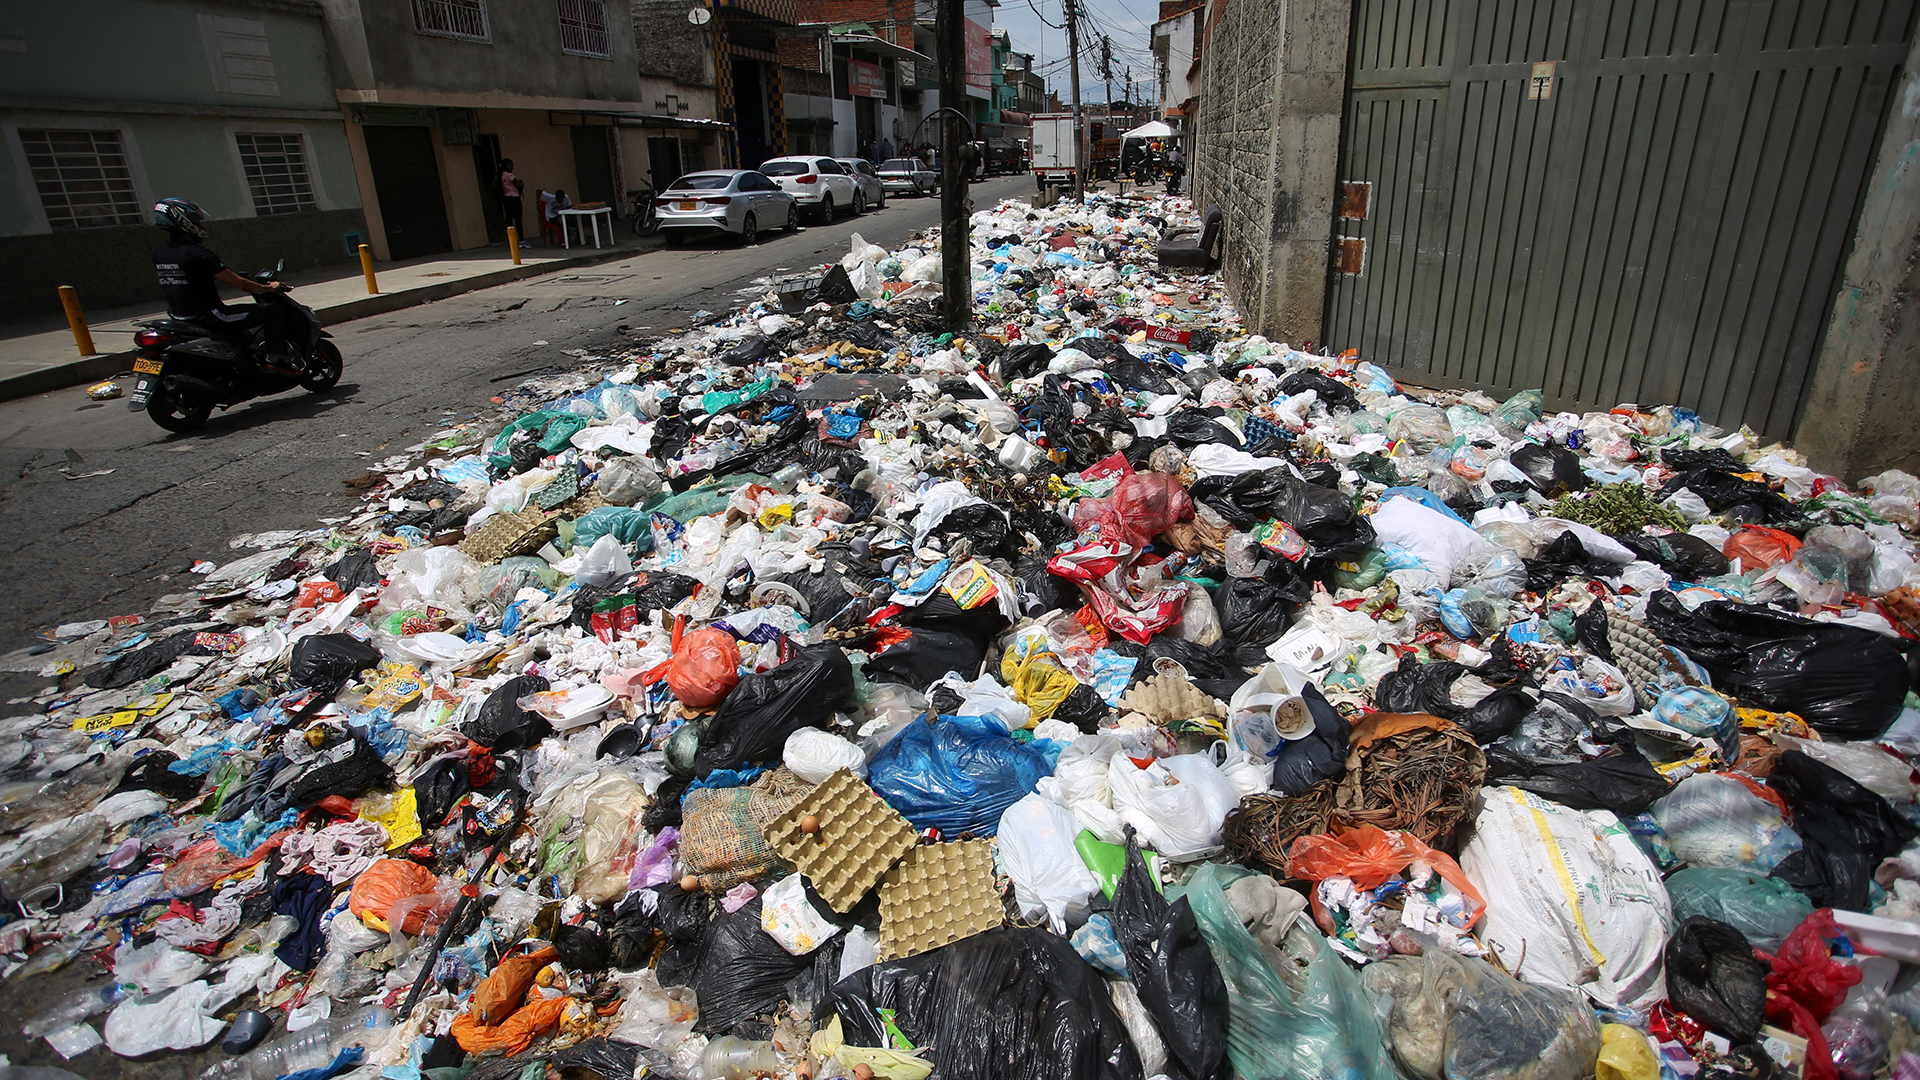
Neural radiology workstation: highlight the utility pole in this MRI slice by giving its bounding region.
[1065,0,1084,199]
[1101,35,1112,108]
[937,0,969,331]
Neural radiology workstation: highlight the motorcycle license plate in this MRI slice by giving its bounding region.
[678,201,696,211]
[133,357,164,374]
[129,375,153,409]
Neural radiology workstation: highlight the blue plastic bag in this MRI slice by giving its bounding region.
[867,714,1053,836]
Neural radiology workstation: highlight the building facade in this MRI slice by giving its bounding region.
[2,0,366,320]
[783,0,928,160]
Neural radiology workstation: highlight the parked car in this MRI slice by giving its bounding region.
[836,159,887,211]
[654,170,796,246]
[984,139,1026,175]
[876,157,939,196]
[760,156,861,222]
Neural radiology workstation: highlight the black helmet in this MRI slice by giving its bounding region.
[152,197,207,240]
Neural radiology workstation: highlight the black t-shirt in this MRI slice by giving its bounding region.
[153,239,226,317]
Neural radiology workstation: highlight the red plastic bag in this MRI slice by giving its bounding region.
[1724,526,1803,570]
[347,858,440,933]
[1757,908,1863,1080]
[294,581,346,610]
[1072,472,1194,549]
[1286,826,1487,935]
[667,624,742,709]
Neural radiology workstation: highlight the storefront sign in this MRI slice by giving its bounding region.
[966,19,991,96]
[848,58,885,98]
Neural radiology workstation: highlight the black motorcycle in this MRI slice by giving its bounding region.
[127,262,342,432]
[627,183,660,236]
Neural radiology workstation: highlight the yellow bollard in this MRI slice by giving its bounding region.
[507,226,522,265]
[58,285,95,356]
[358,244,377,294]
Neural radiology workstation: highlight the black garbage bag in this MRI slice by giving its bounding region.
[1455,686,1537,744]
[1296,460,1343,488]
[1644,591,1916,738]
[926,501,1017,559]
[1664,917,1769,1041]
[1190,469,1375,553]
[694,645,855,776]
[287,736,392,807]
[554,923,610,972]
[1165,408,1240,449]
[1101,355,1177,395]
[323,548,383,592]
[1013,505,1076,551]
[288,633,382,692]
[1767,750,1918,911]
[1053,683,1111,734]
[1658,466,1803,525]
[1524,531,1616,591]
[1270,684,1348,796]
[611,881,713,972]
[1134,637,1260,700]
[632,572,701,615]
[717,335,774,365]
[825,926,1144,1080]
[1109,834,1229,1080]
[1575,603,1613,662]
[1278,370,1357,411]
[566,578,636,631]
[1510,442,1587,495]
[865,627,990,691]
[690,897,815,1034]
[1000,342,1056,381]
[1214,576,1298,647]
[113,752,204,801]
[1615,531,1731,581]
[1485,739,1670,816]
[84,627,228,690]
[1016,556,1083,615]
[465,675,552,751]
[414,756,471,830]
[1374,656,1470,719]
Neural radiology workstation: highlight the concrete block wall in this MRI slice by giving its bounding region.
[1192,0,1349,349]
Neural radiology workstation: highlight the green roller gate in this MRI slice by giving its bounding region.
[1324,0,1915,439]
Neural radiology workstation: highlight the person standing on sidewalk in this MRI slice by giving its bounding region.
[498,159,527,248]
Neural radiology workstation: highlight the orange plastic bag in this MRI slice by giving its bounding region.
[1724,526,1802,570]
[473,945,558,1025]
[347,858,440,933]
[667,624,741,709]
[451,993,571,1054]
[1286,825,1487,935]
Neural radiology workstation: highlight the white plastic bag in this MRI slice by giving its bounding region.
[782,728,867,784]
[597,457,662,505]
[838,926,881,981]
[1227,662,1312,758]
[1458,786,1672,1010]
[103,981,225,1056]
[575,533,633,588]
[996,793,1100,933]
[1036,735,1126,844]
[1107,752,1240,860]
[1372,497,1491,589]
[760,873,842,955]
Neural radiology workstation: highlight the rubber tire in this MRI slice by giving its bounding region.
[875,190,885,210]
[852,190,866,216]
[147,383,212,433]
[816,194,834,224]
[784,201,799,232]
[302,340,343,392]
[738,213,757,247]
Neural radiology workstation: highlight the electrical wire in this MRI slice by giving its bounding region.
[1025,0,1064,30]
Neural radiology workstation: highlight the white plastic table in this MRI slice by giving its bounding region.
[555,207,613,249]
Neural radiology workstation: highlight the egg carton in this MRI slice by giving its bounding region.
[762,767,919,913]
[1118,671,1227,725]
[878,839,1003,961]
[457,509,556,565]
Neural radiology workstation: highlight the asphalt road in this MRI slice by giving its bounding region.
[0,173,1034,657]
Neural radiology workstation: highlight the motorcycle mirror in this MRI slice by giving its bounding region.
[274,258,285,273]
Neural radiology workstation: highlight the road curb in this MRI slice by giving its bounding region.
[0,243,642,404]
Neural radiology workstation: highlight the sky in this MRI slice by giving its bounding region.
[990,0,1165,105]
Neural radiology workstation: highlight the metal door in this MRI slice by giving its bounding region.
[571,126,617,208]
[1325,0,1915,439]
[363,125,451,260]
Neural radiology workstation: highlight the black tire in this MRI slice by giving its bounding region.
[738,213,758,247]
[875,190,885,210]
[302,340,342,392]
[784,202,799,232]
[816,194,833,223]
[852,189,866,216]
[147,383,211,433]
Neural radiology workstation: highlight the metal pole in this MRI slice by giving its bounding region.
[358,244,378,294]
[57,286,95,356]
[1066,0,1085,200]
[507,226,522,265]
[937,0,969,332]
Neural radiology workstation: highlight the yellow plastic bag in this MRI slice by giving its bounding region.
[1001,631,1078,723]
[1595,1024,1659,1080]
[358,787,423,850]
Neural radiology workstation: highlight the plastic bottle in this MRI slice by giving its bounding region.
[20,983,133,1038]
[701,1035,780,1079]
[200,1006,392,1080]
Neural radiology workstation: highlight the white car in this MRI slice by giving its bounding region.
[876,157,938,196]
[836,159,887,212]
[760,156,862,223]
[653,170,796,246]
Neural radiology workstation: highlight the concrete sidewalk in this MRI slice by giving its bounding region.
[0,235,651,400]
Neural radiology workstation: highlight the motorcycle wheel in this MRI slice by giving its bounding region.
[147,384,211,433]
[302,340,343,392]
[636,212,660,237]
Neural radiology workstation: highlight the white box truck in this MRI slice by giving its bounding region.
[1031,113,1078,192]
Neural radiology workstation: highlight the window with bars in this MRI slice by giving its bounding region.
[413,0,490,41]
[235,133,318,215]
[20,129,142,230]
[556,0,610,57]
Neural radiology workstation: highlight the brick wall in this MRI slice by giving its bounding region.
[1192,0,1350,347]
[794,0,915,45]
[778,34,826,71]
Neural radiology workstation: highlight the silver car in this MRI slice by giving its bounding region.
[876,157,938,196]
[654,170,797,246]
[836,158,888,211]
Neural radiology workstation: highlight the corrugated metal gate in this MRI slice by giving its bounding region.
[1323,0,1915,439]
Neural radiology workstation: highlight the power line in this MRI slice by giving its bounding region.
[1024,0,1063,30]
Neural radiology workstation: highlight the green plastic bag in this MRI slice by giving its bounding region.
[486,410,589,471]
[572,506,654,553]
[1331,549,1389,591]
[701,376,775,417]
[1184,862,1399,1080]
[1664,867,1814,952]
[1073,831,1158,900]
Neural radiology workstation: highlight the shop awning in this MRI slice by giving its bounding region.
[549,110,734,132]
[828,33,930,63]
[1121,120,1174,140]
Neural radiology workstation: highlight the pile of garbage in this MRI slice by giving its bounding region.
[6,190,1920,1080]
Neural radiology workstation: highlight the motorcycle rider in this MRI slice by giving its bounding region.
[150,198,302,374]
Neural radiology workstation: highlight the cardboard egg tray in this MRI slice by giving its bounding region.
[878,839,1003,961]
[762,767,919,913]
[1118,671,1227,724]
[457,509,555,565]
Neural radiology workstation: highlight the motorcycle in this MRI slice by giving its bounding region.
[127,261,342,432]
[627,183,660,236]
